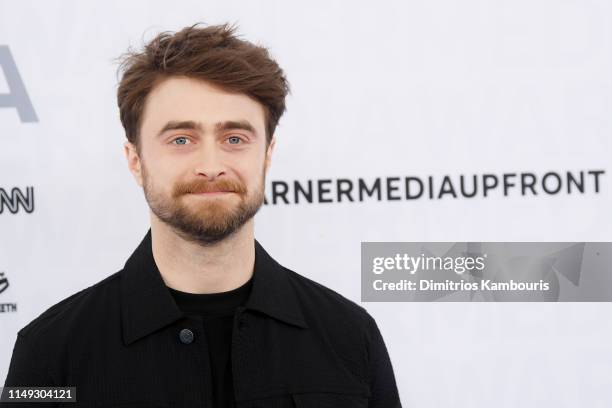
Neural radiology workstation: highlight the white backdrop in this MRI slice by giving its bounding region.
[1,1,611,407]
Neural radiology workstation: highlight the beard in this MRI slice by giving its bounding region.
[141,163,266,247]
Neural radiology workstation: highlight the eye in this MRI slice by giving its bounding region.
[227,135,244,145]
[170,136,191,146]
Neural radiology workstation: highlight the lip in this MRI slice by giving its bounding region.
[191,191,233,195]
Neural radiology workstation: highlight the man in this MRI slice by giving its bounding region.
[2,22,402,407]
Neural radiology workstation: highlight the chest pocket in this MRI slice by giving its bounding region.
[292,392,368,408]
[96,402,168,408]
[95,403,168,408]
[58,404,168,408]
[236,392,368,408]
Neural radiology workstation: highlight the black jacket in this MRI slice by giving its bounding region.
[2,230,402,407]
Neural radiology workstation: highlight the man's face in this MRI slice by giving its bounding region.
[124,76,275,246]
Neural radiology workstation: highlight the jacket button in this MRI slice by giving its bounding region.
[179,328,194,344]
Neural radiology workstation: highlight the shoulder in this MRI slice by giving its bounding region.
[281,265,381,381]
[282,265,374,333]
[17,271,122,342]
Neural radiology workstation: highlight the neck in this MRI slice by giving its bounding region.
[150,213,255,294]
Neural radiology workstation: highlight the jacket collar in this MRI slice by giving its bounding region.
[120,229,308,346]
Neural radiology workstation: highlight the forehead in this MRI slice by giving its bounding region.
[140,76,266,136]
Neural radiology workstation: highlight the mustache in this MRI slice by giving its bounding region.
[173,178,246,196]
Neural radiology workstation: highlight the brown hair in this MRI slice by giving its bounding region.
[115,22,290,152]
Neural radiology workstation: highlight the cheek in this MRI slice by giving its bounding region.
[144,164,179,194]
[247,171,266,193]
[152,154,181,178]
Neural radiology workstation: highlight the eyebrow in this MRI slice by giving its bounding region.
[156,120,258,138]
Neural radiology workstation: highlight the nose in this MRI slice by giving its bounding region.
[193,143,226,180]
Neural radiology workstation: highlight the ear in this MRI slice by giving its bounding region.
[264,136,276,174]
[124,141,144,187]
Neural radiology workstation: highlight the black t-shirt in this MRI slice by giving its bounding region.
[167,276,253,408]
